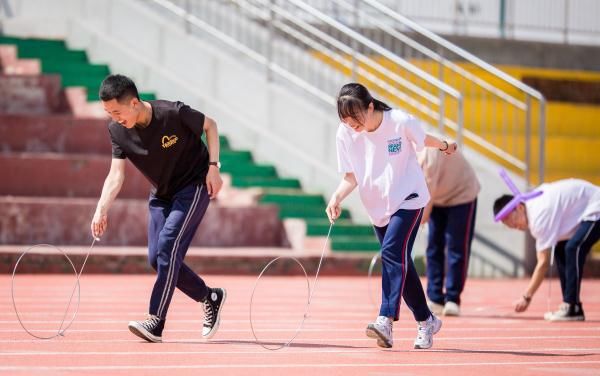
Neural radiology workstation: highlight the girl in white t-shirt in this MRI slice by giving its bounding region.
[326,83,456,349]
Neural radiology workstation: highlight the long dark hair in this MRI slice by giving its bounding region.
[336,83,391,123]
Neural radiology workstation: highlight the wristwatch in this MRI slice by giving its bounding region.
[209,161,221,169]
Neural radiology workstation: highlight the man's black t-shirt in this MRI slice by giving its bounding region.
[108,100,209,199]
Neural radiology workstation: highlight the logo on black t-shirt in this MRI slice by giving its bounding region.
[162,135,179,149]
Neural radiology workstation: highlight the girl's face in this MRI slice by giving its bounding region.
[342,102,377,133]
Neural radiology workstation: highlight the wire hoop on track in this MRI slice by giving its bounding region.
[11,239,97,340]
[249,223,333,350]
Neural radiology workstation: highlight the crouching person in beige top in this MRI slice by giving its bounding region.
[418,144,480,317]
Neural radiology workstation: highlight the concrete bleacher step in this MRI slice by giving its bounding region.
[0,114,236,156]
[0,152,150,198]
[0,245,384,275]
[0,114,111,153]
[232,176,301,189]
[0,196,286,247]
[0,75,68,114]
[330,236,381,252]
[259,194,379,251]
[304,219,375,237]
[0,36,155,101]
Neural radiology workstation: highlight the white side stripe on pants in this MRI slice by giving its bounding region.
[157,185,203,318]
[575,221,597,304]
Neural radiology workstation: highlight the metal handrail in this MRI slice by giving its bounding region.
[362,0,545,100]
[273,21,455,128]
[328,0,526,111]
[151,0,335,104]
[269,4,440,105]
[355,0,546,185]
[288,0,461,99]
[150,0,464,143]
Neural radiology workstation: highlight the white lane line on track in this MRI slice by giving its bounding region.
[1,335,600,341]
[1,347,600,356]
[1,360,600,371]
[2,325,600,333]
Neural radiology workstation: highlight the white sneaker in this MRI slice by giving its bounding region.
[414,315,442,349]
[443,301,460,316]
[366,316,393,348]
[427,300,444,316]
[544,302,585,322]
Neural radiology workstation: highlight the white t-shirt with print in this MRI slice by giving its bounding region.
[525,179,600,251]
[336,109,430,227]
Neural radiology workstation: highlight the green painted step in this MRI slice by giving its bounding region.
[0,36,66,48]
[220,150,253,163]
[201,134,231,150]
[330,236,381,252]
[41,62,110,77]
[85,90,156,102]
[61,75,107,88]
[305,219,374,236]
[17,48,88,62]
[260,193,325,206]
[140,93,157,101]
[86,90,155,101]
[232,176,301,189]
[221,164,276,177]
[272,204,350,219]
[261,188,307,196]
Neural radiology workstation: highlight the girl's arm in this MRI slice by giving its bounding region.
[424,134,457,155]
[326,172,358,223]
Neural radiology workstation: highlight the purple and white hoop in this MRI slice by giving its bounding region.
[494,169,543,222]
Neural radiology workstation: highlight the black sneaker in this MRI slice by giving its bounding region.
[128,315,164,342]
[544,302,585,322]
[202,287,227,339]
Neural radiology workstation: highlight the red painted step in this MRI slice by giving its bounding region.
[0,196,287,247]
[0,114,110,154]
[0,152,149,198]
[0,75,69,114]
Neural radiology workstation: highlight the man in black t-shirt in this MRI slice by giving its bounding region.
[90,74,226,343]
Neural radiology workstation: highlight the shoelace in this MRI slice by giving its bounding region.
[416,320,432,339]
[375,317,392,335]
[203,301,214,326]
[142,315,161,330]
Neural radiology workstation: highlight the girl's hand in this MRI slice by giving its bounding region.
[325,197,342,224]
[440,140,458,155]
[513,295,531,313]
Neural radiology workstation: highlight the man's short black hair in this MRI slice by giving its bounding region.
[493,194,515,217]
[99,74,140,102]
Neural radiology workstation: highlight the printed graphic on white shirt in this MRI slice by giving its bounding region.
[387,138,402,155]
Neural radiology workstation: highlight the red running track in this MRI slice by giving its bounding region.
[1,275,600,375]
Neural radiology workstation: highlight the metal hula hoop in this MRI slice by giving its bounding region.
[249,223,334,350]
[249,256,310,350]
[11,238,97,340]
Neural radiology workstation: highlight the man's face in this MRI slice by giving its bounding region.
[102,97,140,129]
[501,204,528,231]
